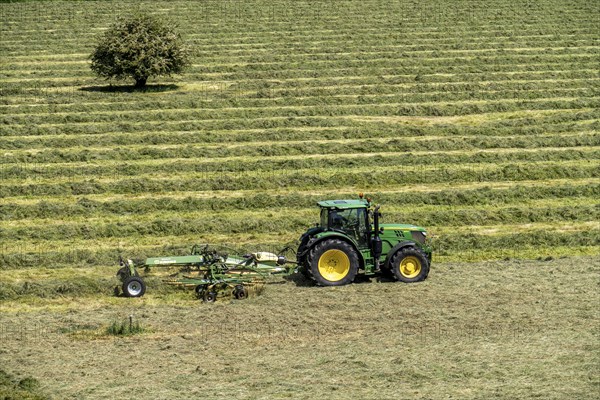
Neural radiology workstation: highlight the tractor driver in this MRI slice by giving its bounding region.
[331,211,347,230]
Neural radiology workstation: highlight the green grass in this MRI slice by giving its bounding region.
[105,317,145,336]
[0,369,48,400]
[1,258,598,399]
[0,0,598,262]
[0,0,599,398]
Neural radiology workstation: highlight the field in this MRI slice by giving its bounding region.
[0,0,599,399]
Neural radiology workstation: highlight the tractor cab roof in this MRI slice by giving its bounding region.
[317,199,370,209]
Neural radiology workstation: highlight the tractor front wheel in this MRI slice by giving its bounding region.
[307,239,359,286]
[389,247,430,283]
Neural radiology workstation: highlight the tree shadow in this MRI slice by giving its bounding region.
[79,83,180,93]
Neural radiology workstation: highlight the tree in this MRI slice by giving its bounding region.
[90,13,190,88]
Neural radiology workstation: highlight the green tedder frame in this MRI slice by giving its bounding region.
[116,244,294,301]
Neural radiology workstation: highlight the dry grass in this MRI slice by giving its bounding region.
[0,257,597,399]
[348,108,597,126]
[1,0,598,398]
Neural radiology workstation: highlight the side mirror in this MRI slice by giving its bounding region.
[277,256,287,265]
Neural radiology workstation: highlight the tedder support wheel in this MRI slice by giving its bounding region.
[233,285,248,300]
[195,284,208,299]
[122,276,146,297]
[203,291,217,303]
[307,239,359,286]
[389,247,430,283]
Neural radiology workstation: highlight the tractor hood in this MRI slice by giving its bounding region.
[380,224,426,232]
[379,224,428,246]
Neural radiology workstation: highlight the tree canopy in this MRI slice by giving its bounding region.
[90,14,190,88]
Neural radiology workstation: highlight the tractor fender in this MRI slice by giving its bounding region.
[297,227,325,257]
[303,233,366,269]
[383,241,418,270]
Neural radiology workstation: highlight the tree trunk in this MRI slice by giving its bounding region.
[134,77,147,89]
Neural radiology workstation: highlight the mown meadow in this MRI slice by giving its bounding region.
[0,1,598,398]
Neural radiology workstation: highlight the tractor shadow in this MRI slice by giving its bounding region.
[283,273,314,287]
[284,273,396,287]
[353,274,398,284]
[79,84,180,93]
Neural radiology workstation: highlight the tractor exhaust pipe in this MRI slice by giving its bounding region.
[372,205,382,271]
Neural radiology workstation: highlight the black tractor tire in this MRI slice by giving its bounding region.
[307,239,359,286]
[389,247,430,283]
[122,276,146,298]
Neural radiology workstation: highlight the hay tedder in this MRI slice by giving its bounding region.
[116,195,433,301]
[116,244,295,301]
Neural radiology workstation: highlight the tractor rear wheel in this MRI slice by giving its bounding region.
[389,247,430,283]
[307,239,359,286]
[122,276,146,297]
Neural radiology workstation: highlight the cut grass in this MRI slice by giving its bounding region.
[0,369,48,400]
[2,193,595,225]
[1,225,597,269]
[1,0,599,397]
[0,257,597,399]
[2,177,597,205]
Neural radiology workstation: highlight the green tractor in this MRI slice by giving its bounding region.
[297,195,432,286]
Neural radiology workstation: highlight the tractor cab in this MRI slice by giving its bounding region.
[318,199,370,247]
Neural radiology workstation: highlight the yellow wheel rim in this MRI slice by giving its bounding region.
[399,256,422,278]
[318,249,350,281]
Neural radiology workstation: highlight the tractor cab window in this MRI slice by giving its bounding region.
[320,208,329,228]
[328,208,368,246]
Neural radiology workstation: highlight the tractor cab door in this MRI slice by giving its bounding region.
[329,208,369,248]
